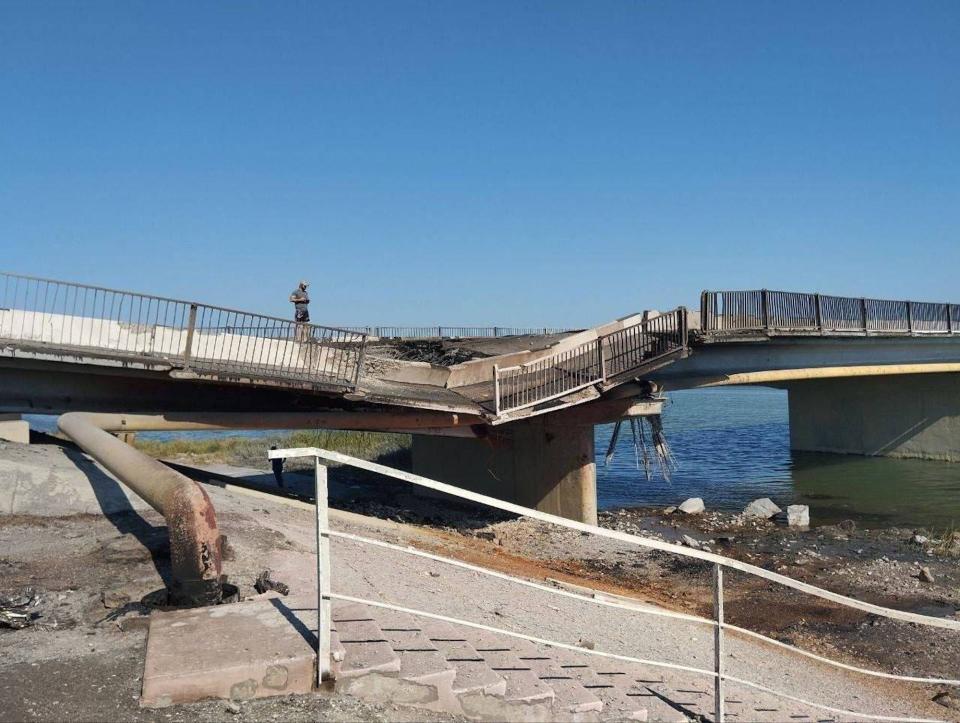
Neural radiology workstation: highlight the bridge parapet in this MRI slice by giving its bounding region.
[494,308,688,416]
[701,289,960,337]
[0,271,367,390]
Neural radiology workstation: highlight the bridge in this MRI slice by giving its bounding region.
[2,272,960,534]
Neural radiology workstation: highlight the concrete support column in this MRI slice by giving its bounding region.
[787,372,960,461]
[412,412,598,525]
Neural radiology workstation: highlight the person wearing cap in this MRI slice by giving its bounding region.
[289,280,310,323]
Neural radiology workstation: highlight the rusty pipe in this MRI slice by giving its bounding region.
[58,412,222,606]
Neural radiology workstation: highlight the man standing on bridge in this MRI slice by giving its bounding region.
[289,280,310,323]
[289,280,310,342]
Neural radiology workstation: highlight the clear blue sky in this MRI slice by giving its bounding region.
[1,1,957,326]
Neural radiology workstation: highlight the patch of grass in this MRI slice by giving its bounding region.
[134,430,410,471]
[929,525,960,557]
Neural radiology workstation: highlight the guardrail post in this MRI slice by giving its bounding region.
[860,298,868,333]
[713,563,725,723]
[760,289,769,330]
[182,303,198,370]
[493,365,501,417]
[907,301,914,334]
[597,338,607,381]
[353,335,367,388]
[814,293,822,332]
[316,457,332,683]
[680,307,689,347]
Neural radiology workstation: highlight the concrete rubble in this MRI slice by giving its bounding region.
[676,497,704,514]
[743,497,782,519]
[786,504,810,528]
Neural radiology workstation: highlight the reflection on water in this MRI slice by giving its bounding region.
[597,387,960,530]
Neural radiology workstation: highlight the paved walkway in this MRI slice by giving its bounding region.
[237,492,946,722]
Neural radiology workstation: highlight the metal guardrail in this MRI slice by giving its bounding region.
[0,271,367,389]
[271,446,959,723]
[494,309,688,415]
[702,289,960,337]
[339,326,574,339]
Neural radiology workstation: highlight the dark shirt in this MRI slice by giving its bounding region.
[290,288,309,312]
[271,457,284,474]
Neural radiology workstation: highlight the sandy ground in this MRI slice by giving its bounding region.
[1,441,959,721]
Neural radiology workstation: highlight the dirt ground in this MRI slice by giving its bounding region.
[2,442,959,721]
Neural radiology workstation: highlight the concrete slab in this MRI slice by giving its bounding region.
[0,416,29,444]
[140,598,315,708]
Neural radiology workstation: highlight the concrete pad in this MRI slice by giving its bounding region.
[0,416,29,444]
[140,598,315,708]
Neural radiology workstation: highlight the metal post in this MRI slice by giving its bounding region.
[760,289,769,330]
[713,563,725,723]
[814,293,822,332]
[353,335,367,388]
[493,365,501,417]
[907,301,914,334]
[860,298,868,334]
[597,338,607,381]
[182,303,198,369]
[315,459,331,683]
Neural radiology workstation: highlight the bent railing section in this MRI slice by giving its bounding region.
[702,289,960,337]
[0,271,367,389]
[494,308,688,415]
[271,446,958,723]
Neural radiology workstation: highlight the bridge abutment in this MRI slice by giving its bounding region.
[787,372,960,461]
[411,413,598,525]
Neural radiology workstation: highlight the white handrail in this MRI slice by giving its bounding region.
[269,446,957,723]
[271,446,960,631]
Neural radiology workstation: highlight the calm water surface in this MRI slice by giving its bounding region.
[598,388,960,530]
[26,388,960,530]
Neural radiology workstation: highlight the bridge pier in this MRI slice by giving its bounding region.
[411,412,598,525]
[787,372,960,462]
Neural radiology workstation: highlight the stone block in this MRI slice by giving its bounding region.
[743,498,781,519]
[0,417,29,444]
[786,505,810,528]
[677,498,704,514]
[140,598,315,707]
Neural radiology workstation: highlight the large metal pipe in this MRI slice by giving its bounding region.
[58,412,223,606]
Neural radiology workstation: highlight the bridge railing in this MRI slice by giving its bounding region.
[494,308,687,415]
[272,445,959,723]
[339,326,573,339]
[0,271,367,389]
[701,289,960,337]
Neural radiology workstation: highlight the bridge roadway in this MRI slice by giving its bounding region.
[3,274,960,525]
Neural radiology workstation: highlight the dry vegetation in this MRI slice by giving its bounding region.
[133,429,411,470]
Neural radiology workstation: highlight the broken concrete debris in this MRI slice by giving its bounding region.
[743,498,782,519]
[254,570,290,596]
[786,504,810,528]
[677,497,705,514]
[0,588,41,629]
